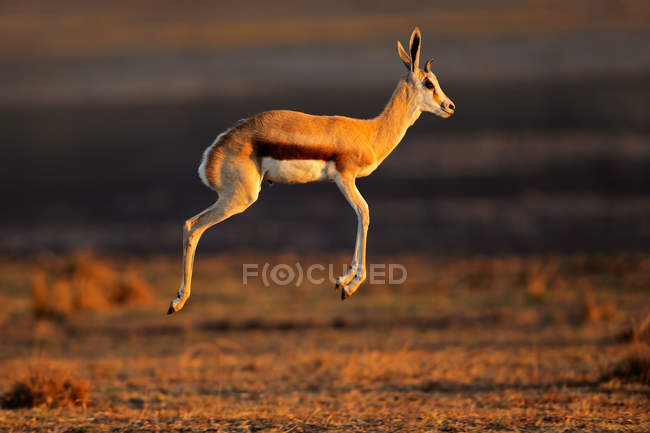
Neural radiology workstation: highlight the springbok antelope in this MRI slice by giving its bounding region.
[168,27,454,314]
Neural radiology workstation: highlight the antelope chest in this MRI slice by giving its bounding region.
[261,157,336,184]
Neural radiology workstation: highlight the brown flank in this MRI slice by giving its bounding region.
[253,137,338,162]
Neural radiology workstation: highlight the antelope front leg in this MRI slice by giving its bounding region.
[334,191,367,288]
[334,229,362,289]
[334,175,369,300]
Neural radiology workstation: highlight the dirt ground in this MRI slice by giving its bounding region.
[0,252,648,432]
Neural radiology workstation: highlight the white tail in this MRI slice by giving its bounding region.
[168,27,455,314]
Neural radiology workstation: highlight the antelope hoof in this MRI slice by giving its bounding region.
[335,272,354,289]
[167,296,184,315]
[341,287,351,300]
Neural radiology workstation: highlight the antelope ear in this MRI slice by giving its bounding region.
[396,41,411,71]
[409,27,421,71]
[424,58,435,73]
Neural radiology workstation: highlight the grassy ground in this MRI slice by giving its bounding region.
[0,252,648,432]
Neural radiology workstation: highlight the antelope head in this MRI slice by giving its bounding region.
[397,27,455,118]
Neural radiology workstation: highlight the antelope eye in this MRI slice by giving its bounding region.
[424,80,435,90]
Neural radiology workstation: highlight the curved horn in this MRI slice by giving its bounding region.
[424,58,435,73]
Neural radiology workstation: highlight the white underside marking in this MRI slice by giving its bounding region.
[198,127,236,187]
[198,144,214,187]
[262,157,334,184]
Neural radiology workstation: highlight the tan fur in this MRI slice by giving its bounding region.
[200,79,422,188]
[168,27,455,314]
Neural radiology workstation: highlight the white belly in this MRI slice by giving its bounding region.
[262,157,334,184]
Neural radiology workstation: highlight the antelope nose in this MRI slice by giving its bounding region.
[447,102,455,111]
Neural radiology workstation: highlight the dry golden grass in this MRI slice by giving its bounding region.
[30,251,153,319]
[106,272,153,306]
[575,290,620,324]
[604,314,650,386]
[606,343,650,386]
[0,253,648,431]
[635,314,650,345]
[0,363,89,409]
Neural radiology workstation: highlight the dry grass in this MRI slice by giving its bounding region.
[0,253,648,431]
[0,363,89,409]
[606,343,650,385]
[574,290,620,324]
[524,258,561,300]
[604,314,650,386]
[31,251,152,319]
[635,314,650,345]
[106,272,153,306]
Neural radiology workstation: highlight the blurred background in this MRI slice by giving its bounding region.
[1,3,650,430]
[1,0,649,256]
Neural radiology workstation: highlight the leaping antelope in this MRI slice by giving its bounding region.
[168,27,455,314]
